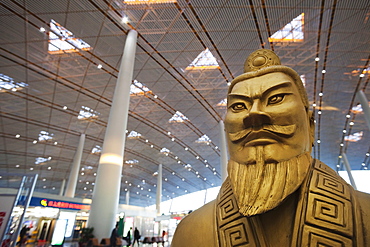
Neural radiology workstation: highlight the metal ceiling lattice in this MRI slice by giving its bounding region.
[0,0,369,207]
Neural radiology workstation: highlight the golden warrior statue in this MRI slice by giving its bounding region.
[172,49,370,246]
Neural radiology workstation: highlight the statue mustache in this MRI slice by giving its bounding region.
[228,124,296,142]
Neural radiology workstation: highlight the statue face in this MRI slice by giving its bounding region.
[225,72,312,164]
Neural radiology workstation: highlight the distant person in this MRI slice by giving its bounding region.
[161,230,166,245]
[126,227,132,247]
[109,223,119,247]
[18,225,29,246]
[133,227,140,246]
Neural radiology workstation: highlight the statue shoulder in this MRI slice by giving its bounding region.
[172,200,217,247]
[355,190,370,245]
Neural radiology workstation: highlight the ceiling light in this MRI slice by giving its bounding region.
[349,122,354,126]
[30,167,34,170]
[63,106,68,110]
[318,111,322,115]
[54,142,58,145]
[346,114,350,118]
[154,95,158,99]
[360,74,365,77]
[15,134,20,138]
[33,140,37,144]
[97,64,103,69]
[182,178,185,181]
[312,103,316,107]
[122,16,129,24]
[366,153,370,157]
[184,147,188,151]
[16,165,19,168]
[340,143,344,146]
[319,92,323,96]
[204,178,207,181]
[343,130,347,133]
[322,70,326,74]
[315,57,320,61]
[39,27,46,32]
[48,167,51,170]
[317,140,321,143]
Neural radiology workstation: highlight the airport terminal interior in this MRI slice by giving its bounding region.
[0,0,369,246]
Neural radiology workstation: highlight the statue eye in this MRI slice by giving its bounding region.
[230,103,246,111]
[268,94,285,104]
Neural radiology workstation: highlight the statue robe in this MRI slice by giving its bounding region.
[172,159,370,246]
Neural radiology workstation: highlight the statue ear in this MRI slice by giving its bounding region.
[308,110,315,147]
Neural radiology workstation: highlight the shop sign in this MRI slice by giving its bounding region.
[30,197,90,211]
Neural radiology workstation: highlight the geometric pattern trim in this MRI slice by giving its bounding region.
[216,179,265,246]
[302,225,353,246]
[293,160,359,246]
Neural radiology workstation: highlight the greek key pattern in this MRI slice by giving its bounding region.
[296,160,355,246]
[301,225,352,246]
[216,179,259,246]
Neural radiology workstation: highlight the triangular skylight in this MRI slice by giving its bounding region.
[160,148,170,154]
[169,111,189,123]
[38,131,54,142]
[78,106,100,120]
[127,130,142,139]
[0,73,28,92]
[35,157,52,165]
[48,19,92,54]
[217,98,227,107]
[130,80,151,95]
[344,131,363,142]
[125,159,139,165]
[196,134,211,144]
[186,48,220,70]
[268,13,304,43]
[91,145,102,154]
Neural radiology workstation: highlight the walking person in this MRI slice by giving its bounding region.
[133,227,140,246]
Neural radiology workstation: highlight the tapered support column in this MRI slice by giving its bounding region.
[126,191,130,205]
[59,179,66,196]
[156,164,162,216]
[65,133,85,197]
[219,120,228,182]
[88,30,137,240]
[357,90,370,131]
[342,153,357,190]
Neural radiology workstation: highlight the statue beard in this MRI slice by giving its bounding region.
[227,147,312,217]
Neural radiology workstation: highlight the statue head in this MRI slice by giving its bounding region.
[225,49,315,165]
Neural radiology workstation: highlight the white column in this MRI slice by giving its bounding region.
[156,164,162,215]
[88,30,137,240]
[357,90,370,131]
[59,179,66,196]
[341,153,357,190]
[126,191,130,205]
[65,133,85,197]
[219,120,229,182]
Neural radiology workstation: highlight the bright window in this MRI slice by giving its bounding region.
[268,13,304,42]
[186,48,220,70]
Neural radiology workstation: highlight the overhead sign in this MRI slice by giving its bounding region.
[30,197,90,211]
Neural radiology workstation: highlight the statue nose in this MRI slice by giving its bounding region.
[243,99,271,127]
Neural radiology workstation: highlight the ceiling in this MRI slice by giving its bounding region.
[0,0,369,207]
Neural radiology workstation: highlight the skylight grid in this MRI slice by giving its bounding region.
[128,130,142,139]
[78,106,100,120]
[196,134,211,144]
[38,131,54,142]
[48,19,91,54]
[269,13,304,42]
[186,48,220,70]
[0,74,28,92]
[130,80,151,95]
[91,145,102,154]
[169,111,189,123]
